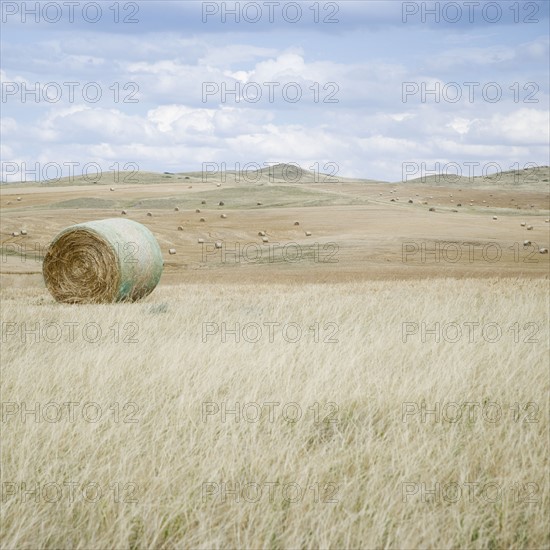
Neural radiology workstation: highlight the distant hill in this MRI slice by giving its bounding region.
[3,163,549,190]
[397,165,550,190]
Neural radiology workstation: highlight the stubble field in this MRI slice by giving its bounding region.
[1,167,549,548]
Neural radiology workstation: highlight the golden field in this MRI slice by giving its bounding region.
[1,167,549,549]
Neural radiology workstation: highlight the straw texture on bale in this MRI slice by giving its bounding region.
[42,218,163,304]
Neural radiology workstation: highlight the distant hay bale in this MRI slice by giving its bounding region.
[110,187,115,191]
[177,226,184,231]
[523,240,531,246]
[451,209,458,213]
[42,218,163,304]
[216,183,221,187]
[201,200,206,204]
[390,198,396,202]
[200,217,206,222]
[218,201,224,206]
[20,229,27,235]
[147,212,152,217]
[429,207,435,212]
[168,248,176,255]
[545,219,549,223]
[11,232,19,237]
[16,197,21,201]
[527,225,533,230]
[196,209,201,213]
[540,248,548,254]
[262,236,269,243]
[408,199,413,204]
[188,186,193,189]
[258,231,266,236]
[198,238,204,244]
[305,231,312,236]
[121,210,127,215]
[294,221,300,226]
[174,207,179,212]
[215,241,222,249]
[221,214,227,219]
[520,222,526,226]
[457,203,462,207]
[257,202,262,205]
[492,216,498,220]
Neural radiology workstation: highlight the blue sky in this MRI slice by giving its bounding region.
[1,0,549,182]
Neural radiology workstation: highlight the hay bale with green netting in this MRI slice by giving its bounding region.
[42,218,163,304]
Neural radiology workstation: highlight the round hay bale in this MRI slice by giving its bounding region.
[200,217,206,222]
[168,248,176,255]
[520,222,526,226]
[147,212,152,217]
[11,232,19,237]
[540,248,548,254]
[121,210,127,215]
[216,183,221,187]
[258,231,266,236]
[221,214,227,219]
[218,201,224,206]
[110,187,115,191]
[20,229,28,235]
[201,200,206,205]
[457,203,462,207]
[257,202,263,205]
[262,236,269,243]
[523,240,531,246]
[408,199,413,204]
[294,221,300,226]
[16,197,21,201]
[177,226,184,231]
[174,207,180,212]
[42,218,163,304]
[527,225,533,230]
[196,209,201,213]
[215,241,222,249]
[305,231,312,236]
[198,238,204,244]
[492,216,498,220]
[429,207,435,212]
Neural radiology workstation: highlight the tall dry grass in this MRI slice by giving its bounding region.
[1,279,548,549]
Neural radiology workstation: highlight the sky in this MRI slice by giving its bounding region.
[1,0,549,182]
